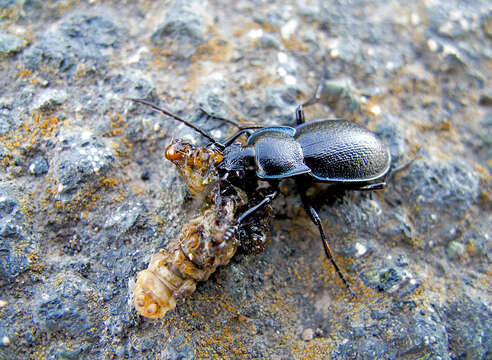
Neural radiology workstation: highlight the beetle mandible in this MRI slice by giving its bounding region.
[133,83,410,298]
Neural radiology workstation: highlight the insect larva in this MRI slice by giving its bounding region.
[133,184,247,318]
[133,140,259,318]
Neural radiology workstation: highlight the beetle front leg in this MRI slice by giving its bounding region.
[297,181,356,298]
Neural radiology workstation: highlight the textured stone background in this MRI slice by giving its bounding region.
[0,0,490,359]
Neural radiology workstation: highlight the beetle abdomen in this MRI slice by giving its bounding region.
[295,119,391,182]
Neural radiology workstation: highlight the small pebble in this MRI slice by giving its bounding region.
[301,328,314,341]
[0,299,7,308]
[446,240,465,260]
[1,336,10,346]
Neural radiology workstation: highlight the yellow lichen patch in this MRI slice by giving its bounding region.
[17,68,33,80]
[466,238,476,256]
[107,113,128,137]
[0,113,60,174]
[280,36,308,52]
[292,339,335,360]
[148,47,172,72]
[192,36,234,63]
[27,253,44,273]
[101,177,118,188]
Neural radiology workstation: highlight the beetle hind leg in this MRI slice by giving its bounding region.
[295,69,328,125]
[297,182,356,298]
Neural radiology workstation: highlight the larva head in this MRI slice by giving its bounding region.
[165,140,193,163]
[165,139,224,196]
[133,270,176,319]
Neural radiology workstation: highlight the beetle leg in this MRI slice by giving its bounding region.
[299,68,328,110]
[297,182,356,298]
[221,129,256,147]
[296,69,328,124]
[222,191,278,243]
[387,149,421,181]
[295,105,306,124]
[357,182,387,191]
[294,78,323,124]
[302,77,325,108]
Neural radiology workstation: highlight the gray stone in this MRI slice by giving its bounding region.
[151,0,207,59]
[104,201,146,232]
[264,85,298,124]
[446,240,465,260]
[53,129,115,203]
[160,335,194,360]
[376,114,406,164]
[33,280,92,337]
[360,267,404,293]
[259,34,282,49]
[0,185,31,283]
[109,71,155,100]
[444,295,492,359]
[28,156,48,176]
[22,14,120,72]
[0,0,13,9]
[31,89,68,112]
[0,33,27,56]
[0,237,31,283]
[0,0,490,358]
[301,328,314,341]
[319,78,363,120]
[479,88,492,106]
[400,160,480,217]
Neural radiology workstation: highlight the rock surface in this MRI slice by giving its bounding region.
[0,0,490,359]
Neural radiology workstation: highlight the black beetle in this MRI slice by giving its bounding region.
[132,86,411,297]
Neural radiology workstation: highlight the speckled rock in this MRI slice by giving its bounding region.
[52,129,115,203]
[32,278,93,337]
[0,32,27,56]
[31,88,68,112]
[0,184,33,284]
[151,0,208,59]
[400,160,480,217]
[104,201,146,232]
[28,156,48,176]
[0,0,489,359]
[22,14,121,72]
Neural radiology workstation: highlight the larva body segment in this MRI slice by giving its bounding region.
[133,190,245,318]
[134,140,253,318]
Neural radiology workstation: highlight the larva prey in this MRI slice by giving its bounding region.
[133,140,271,318]
[133,186,246,318]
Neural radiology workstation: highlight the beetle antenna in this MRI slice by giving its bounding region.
[131,98,223,149]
